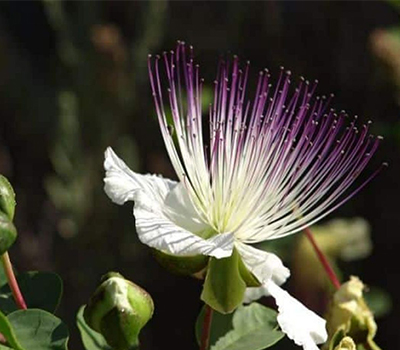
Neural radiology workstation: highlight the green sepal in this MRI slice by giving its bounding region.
[238,257,261,287]
[76,305,111,350]
[84,272,154,350]
[99,307,139,350]
[0,176,15,221]
[201,248,247,314]
[151,249,209,276]
[0,212,17,255]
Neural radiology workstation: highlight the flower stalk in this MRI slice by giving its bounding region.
[304,227,341,290]
[200,305,213,350]
[1,252,27,309]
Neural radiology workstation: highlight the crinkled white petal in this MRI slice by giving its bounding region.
[104,147,234,259]
[104,147,175,208]
[236,242,290,285]
[266,281,328,350]
[237,243,327,349]
[135,206,234,258]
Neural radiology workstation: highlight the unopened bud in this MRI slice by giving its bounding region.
[0,211,17,255]
[0,175,16,221]
[84,272,154,350]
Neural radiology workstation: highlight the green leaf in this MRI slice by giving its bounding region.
[201,249,247,314]
[0,309,23,350]
[195,305,234,347]
[0,176,16,221]
[76,306,112,350]
[0,212,17,255]
[211,303,284,350]
[0,271,63,314]
[7,309,69,350]
[364,287,392,318]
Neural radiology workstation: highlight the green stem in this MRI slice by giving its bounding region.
[304,227,341,290]
[200,305,213,350]
[1,252,27,309]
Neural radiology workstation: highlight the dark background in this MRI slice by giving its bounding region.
[0,1,398,349]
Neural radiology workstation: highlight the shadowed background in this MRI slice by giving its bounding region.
[0,1,398,349]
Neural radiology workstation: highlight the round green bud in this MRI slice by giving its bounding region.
[84,272,154,350]
[0,175,16,221]
[0,211,17,255]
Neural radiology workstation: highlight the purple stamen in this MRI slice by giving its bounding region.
[148,42,385,239]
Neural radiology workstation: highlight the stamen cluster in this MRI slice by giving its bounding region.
[148,41,384,243]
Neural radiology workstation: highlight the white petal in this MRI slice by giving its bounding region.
[242,285,270,304]
[104,147,175,207]
[135,205,234,258]
[163,183,208,233]
[266,281,328,350]
[235,242,290,285]
[104,147,234,259]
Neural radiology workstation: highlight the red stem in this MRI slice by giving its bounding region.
[200,305,213,350]
[1,252,27,309]
[304,227,341,290]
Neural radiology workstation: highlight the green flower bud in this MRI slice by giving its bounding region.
[0,211,17,255]
[84,272,154,350]
[0,175,16,221]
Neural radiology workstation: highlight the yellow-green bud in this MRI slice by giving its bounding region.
[325,276,381,350]
[333,336,356,350]
[84,272,154,350]
[0,175,16,221]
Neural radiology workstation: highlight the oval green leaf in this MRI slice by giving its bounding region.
[211,303,284,350]
[7,309,69,350]
[77,306,112,350]
[0,271,63,314]
[195,305,234,347]
[0,309,23,349]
